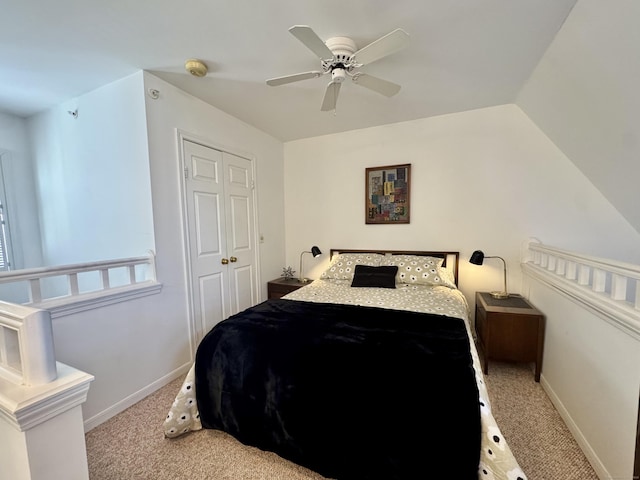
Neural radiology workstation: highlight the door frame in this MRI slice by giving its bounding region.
[176,130,261,355]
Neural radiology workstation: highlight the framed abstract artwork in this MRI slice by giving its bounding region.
[365,164,411,224]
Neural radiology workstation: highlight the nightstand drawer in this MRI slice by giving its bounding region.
[485,313,540,361]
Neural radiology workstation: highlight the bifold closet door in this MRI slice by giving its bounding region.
[183,140,256,342]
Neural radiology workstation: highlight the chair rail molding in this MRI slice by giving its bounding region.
[521,238,640,340]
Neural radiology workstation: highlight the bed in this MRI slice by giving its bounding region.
[164,249,527,480]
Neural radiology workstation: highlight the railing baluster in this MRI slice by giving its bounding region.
[100,269,110,289]
[593,269,606,292]
[556,258,566,276]
[578,265,590,286]
[540,253,548,269]
[68,273,79,296]
[566,261,577,280]
[611,274,627,301]
[29,278,42,303]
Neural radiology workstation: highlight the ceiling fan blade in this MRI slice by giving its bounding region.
[321,82,341,111]
[352,73,401,97]
[289,25,334,60]
[266,71,323,86]
[352,28,410,66]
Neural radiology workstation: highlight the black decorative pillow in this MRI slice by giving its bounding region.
[350,265,398,289]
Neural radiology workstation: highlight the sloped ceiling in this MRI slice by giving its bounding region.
[3,1,638,234]
[517,0,640,234]
[1,0,575,142]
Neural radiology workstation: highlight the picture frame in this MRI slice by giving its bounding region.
[365,163,411,224]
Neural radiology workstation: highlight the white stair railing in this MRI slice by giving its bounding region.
[0,300,94,480]
[0,251,160,316]
[0,254,159,480]
[0,302,57,385]
[522,239,640,339]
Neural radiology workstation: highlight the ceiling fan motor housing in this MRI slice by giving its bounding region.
[326,36,357,56]
[324,36,357,75]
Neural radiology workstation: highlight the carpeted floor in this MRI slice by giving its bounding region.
[482,363,599,480]
[85,361,599,480]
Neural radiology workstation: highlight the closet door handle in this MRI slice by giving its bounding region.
[229,256,238,263]
[221,258,229,265]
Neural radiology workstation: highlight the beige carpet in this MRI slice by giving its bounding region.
[482,362,599,480]
[85,361,598,480]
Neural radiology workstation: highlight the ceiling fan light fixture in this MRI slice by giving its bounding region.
[331,68,347,83]
[185,59,208,77]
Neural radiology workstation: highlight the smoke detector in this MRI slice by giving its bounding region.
[185,59,208,77]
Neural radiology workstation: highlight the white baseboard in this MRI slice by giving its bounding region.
[83,362,192,432]
[540,374,609,480]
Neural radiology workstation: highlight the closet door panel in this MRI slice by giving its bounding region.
[223,152,256,316]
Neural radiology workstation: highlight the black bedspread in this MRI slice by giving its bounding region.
[195,299,480,480]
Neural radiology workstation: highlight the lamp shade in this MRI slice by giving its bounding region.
[469,250,485,265]
[311,246,322,257]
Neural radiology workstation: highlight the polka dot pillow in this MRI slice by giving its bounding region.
[381,255,449,286]
[321,253,384,280]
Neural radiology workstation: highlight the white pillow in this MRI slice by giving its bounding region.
[381,255,449,286]
[321,253,384,280]
[437,266,457,289]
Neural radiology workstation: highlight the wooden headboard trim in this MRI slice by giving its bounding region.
[329,249,460,286]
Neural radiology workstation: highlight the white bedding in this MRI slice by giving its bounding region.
[164,279,527,480]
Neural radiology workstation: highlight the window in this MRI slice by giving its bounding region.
[0,201,10,270]
[0,159,12,271]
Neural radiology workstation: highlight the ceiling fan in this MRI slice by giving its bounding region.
[266,25,410,111]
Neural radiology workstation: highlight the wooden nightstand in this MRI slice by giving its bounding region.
[267,278,308,299]
[475,292,545,382]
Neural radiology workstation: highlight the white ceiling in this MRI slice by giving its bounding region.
[2,0,576,142]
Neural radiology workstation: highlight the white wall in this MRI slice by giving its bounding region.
[27,72,177,426]
[51,287,190,427]
[523,272,640,479]
[43,71,286,428]
[518,0,640,234]
[27,71,155,267]
[1,75,179,427]
[142,72,286,306]
[284,104,640,310]
[0,112,43,270]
